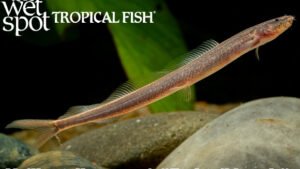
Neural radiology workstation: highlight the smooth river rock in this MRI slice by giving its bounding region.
[157,97,300,169]
[0,133,37,168]
[61,111,219,169]
[19,151,105,169]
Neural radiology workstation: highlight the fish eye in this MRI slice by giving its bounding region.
[275,18,279,22]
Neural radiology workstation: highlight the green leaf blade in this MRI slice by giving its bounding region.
[46,0,195,113]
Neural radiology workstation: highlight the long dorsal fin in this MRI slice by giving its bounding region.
[103,81,137,103]
[58,104,101,119]
[104,40,218,105]
[180,39,219,66]
[58,82,138,120]
[58,39,219,119]
[160,39,219,72]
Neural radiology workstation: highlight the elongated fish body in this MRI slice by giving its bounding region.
[6,15,294,147]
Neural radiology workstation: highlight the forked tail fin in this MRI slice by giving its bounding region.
[6,119,59,148]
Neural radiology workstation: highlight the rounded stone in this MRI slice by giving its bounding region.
[61,111,219,169]
[18,151,105,169]
[157,97,300,169]
[0,133,37,168]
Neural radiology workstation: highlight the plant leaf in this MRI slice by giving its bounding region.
[46,0,195,112]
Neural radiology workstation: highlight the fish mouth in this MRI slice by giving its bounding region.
[252,15,294,48]
[266,15,294,38]
[278,15,294,32]
[283,15,295,28]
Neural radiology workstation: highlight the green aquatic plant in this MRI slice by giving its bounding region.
[46,0,195,112]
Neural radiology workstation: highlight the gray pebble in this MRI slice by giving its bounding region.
[157,97,300,169]
[0,133,37,168]
[61,111,219,169]
[19,151,106,169]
